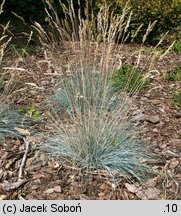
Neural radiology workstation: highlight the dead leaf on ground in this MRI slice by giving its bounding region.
[0,179,27,192]
[144,188,160,199]
[135,190,147,200]
[32,172,46,180]
[125,183,138,193]
[14,127,30,136]
[47,160,60,169]
[27,135,44,144]
[99,183,107,190]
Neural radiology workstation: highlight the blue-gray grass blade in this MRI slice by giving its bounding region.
[0,109,34,140]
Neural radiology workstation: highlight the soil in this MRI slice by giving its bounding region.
[0,43,180,200]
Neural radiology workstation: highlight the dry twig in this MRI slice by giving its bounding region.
[18,137,30,180]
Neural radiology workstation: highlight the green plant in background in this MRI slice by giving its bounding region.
[94,0,181,44]
[10,44,37,58]
[128,0,181,44]
[174,40,181,53]
[2,0,46,23]
[150,49,164,57]
[166,64,181,81]
[1,0,181,45]
[173,89,181,108]
[18,104,43,120]
[138,46,164,56]
[0,78,4,92]
[166,72,176,81]
[10,44,28,58]
[111,64,149,93]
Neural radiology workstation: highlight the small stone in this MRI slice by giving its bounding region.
[44,188,54,194]
[153,128,159,133]
[158,108,165,113]
[54,186,62,193]
[146,115,160,124]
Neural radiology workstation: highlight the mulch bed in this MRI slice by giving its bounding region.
[0,43,180,200]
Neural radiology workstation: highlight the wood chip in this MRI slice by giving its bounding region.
[44,188,54,194]
[14,127,30,136]
[144,188,160,199]
[125,183,138,193]
[0,195,7,200]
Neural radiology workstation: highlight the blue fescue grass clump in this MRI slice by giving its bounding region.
[37,0,157,181]
[43,122,154,181]
[41,67,156,181]
[53,72,119,115]
[0,106,33,140]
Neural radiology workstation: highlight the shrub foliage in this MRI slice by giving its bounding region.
[2,0,181,44]
[129,0,181,44]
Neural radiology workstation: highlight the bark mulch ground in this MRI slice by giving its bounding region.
[0,44,180,200]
